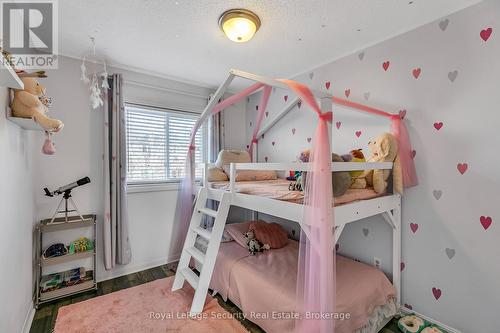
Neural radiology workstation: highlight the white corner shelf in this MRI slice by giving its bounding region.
[0,54,24,89]
[6,106,45,131]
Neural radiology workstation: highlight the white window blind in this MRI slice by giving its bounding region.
[126,105,204,183]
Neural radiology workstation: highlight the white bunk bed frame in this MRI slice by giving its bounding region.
[172,70,402,319]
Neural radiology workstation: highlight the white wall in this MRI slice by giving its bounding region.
[31,56,221,282]
[0,87,35,332]
[246,1,499,332]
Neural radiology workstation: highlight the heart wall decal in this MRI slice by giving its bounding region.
[480,216,492,230]
[480,27,493,42]
[448,70,458,82]
[345,89,351,98]
[434,122,443,130]
[309,72,314,80]
[413,68,422,79]
[432,287,442,300]
[445,248,455,259]
[439,19,449,31]
[383,61,390,71]
[410,223,419,233]
[401,262,405,271]
[358,51,365,60]
[325,81,331,90]
[399,110,406,119]
[336,121,341,129]
[362,228,369,237]
[284,95,288,102]
[433,190,442,200]
[292,128,296,135]
[457,163,468,175]
[355,131,362,138]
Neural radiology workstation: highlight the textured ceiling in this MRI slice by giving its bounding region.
[59,0,483,89]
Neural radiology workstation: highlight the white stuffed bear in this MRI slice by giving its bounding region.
[243,230,270,255]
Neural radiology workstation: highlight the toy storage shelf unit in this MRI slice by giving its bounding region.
[35,214,97,307]
[0,54,24,89]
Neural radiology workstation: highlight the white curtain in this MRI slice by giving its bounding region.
[103,74,132,269]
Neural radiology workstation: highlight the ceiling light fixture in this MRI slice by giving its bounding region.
[219,9,261,43]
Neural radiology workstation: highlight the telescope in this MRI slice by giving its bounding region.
[44,177,91,197]
[44,177,91,224]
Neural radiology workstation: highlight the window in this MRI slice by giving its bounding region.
[125,105,205,184]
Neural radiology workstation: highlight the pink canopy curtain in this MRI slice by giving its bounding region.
[279,79,335,333]
[332,97,418,188]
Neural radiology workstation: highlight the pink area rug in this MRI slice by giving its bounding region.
[54,276,248,333]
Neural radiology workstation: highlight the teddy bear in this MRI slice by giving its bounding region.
[243,230,270,255]
[11,76,63,132]
[350,132,403,194]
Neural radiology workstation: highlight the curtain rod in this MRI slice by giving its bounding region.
[124,80,209,100]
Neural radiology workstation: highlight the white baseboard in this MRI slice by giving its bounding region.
[21,301,35,333]
[401,307,462,333]
[97,254,180,282]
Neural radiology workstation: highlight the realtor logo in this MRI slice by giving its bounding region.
[1,0,58,69]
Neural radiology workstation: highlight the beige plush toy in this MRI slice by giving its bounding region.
[351,132,403,194]
[11,77,63,132]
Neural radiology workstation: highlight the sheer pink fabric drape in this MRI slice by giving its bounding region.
[279,79,336,333]
[247,86,272,159]
[333,97,418,188]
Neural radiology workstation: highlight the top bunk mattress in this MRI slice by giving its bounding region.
[208,178,386,206]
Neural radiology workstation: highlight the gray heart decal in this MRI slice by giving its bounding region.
[448,70,458,82]
[439,19,449,31]
[358,51,365,61]
[433,190,442,200]
[309,72,314,80]
[362,228,369,237]
[445,248,455,259]
[364,92,371,100]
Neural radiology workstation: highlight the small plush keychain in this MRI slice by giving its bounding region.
[42,131,56,155]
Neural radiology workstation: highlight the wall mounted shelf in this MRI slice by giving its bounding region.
[5,107,45,131]
[0,54,23,89]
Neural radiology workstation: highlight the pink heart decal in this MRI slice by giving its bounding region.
[457,163,468,175]
[355,131,362,138]
[284,95,288,102]
[325,81,331,90]
[335,243,340,251]
[434,122,443,130]
[292,128,296,135]
[336,121,341,129]
[345,89,351,98]
[410,223,419,233]
[265,111,269,117]
[307,137,312,143]
[404,304,413,310]
[261,134,265,139]
[401,262,405,271]
[256,105,258,110]
[383,61,390,71]
[249,122,252,127]
[264,156,268,162]
[246,145,249,149]
[480,27,492,42]
[413,68,421,79]
[272,141,275,146]
[399,110,406,119]
[411,150,416,159]
[480,216,492,230]
[432,287,442,300]
[297,100,302,108]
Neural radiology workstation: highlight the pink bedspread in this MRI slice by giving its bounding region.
[209,241,395,333]
[209,179,385,206]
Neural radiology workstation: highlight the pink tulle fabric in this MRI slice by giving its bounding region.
[247,86,272,159]
[279,79,335,333]
[333,96,418,188]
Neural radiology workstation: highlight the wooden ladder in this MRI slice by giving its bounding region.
[171,187,231,314]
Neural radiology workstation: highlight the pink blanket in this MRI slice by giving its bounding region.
[209,241,395,333]
[209,179,385,206]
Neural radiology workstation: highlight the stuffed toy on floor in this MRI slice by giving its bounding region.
[243,230,270,255]
[350,132,403,194]
[398,315,427,333]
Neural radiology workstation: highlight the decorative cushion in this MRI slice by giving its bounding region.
[215,150,251,169]
[249,221,288,249]
[222,165,277,181]
[224,221,253,248]
[207,166,228,182]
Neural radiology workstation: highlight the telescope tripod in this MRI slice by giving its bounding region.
[49,190,85,224]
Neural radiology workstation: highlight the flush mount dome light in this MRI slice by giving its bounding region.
[219,9,261,43]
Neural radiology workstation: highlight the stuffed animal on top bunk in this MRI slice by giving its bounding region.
[297,150,351,197]
[350,132,403,194]
[243,229,270,255]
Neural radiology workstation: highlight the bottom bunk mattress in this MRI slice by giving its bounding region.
[208,178,386,206]
[207,240,396,333]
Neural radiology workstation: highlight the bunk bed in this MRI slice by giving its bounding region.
[171,69,417,333]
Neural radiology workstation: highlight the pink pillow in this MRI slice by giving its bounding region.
[224,221,253,248]
[249,221,288,249]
